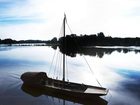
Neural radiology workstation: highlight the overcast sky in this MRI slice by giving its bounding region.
[0,0,140,40]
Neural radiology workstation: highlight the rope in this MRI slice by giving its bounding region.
[83,56,102,87]
[65,16,103,88]
[48,16,64,77]
[65,16,102,87]
[56,52,61,79]
[65,18,73,34]
[58,54,62,80]
[58,20,64,38]
[53,51,60,79]
[48,49,57,76]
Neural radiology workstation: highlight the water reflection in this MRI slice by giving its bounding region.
[116,69,140,97]
[107,68,140,105]
[58,46,140,58]
[0,46,15,51]
[1,45,140,58]
[0,46,140,105]
[21,83,108,105]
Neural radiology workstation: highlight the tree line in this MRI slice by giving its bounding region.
[59,32,140,47]
[0,38,48,44]
[1,32,140,46]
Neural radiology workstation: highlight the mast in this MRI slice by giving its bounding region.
[62,14,66,82]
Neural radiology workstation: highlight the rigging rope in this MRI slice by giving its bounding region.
[49,15,103,87]
[65,18,73,34]
[83,56,102,87]
[58,54,62,80]
[48,17,64,78]
[48,49,57,76]
[65,17,103,87]
[66,16,112,101]
[56,52,61,79]
[53,52,60,79]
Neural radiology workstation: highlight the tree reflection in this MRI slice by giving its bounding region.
[56,46,140,58]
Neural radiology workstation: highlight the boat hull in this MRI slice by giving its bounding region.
[22,83,108,105]
[43,84,106,98]
[21,72,108,97]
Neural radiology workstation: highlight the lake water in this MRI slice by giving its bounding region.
[0,45,140,105]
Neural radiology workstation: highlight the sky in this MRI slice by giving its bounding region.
[0,0,140,40]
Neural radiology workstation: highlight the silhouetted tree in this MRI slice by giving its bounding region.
[2,38,16,44]
[97,32,105,38]
[51,37,57,43]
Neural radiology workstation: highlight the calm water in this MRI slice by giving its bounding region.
[0,46,140,105]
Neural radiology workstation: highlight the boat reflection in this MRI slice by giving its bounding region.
[21,83,108,105]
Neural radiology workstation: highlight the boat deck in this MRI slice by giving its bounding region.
[84,87,108,94]
[45,78,108,95]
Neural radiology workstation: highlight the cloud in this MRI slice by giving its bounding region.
[0,0,46,24]
[0,0,140,40]
[0,16,43,25]
[0,0,49,40]
[115,69,140,98]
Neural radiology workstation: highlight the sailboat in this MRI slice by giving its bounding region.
[21,14,109,99]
